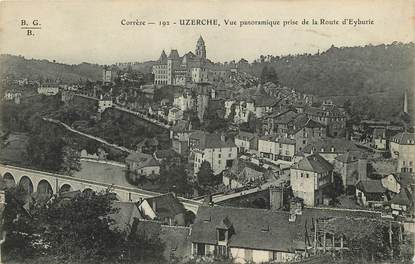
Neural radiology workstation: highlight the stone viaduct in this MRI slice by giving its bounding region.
[0,164,200,214]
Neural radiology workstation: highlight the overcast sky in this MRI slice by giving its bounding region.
[0,0,414,65]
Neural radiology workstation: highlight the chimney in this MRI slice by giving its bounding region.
[152,199,157,212]
[220,133,226,142]
[269,186,284,210]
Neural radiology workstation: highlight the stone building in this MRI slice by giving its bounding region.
[290,153,333,206]
[152,36,228,86]
[390,132,415,173]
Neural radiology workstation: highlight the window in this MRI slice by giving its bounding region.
[218,154,221,158]
[306,173,309,178]
[216,245,228,257]
[218,229,226,241]
[228,153,232,158]
[301,173,304,178]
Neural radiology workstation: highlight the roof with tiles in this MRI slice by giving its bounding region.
[235,131,256,141]
[305,105,345,118]
[126,152,159,168]
[390,187,413,207]
[356,179,386,194]
[301,138,360,154]
[288,115,325,135]
[291,153,333,173]
[390,132,415,145]
[259,134,296,145]
[145,193,187,219]
[191,205,381,252]
[272,110,299,124]
[189,131,236,150]
[171,120,191,133]
[110,201,143,231]
[335,150,366,163]
[133,220,192,261]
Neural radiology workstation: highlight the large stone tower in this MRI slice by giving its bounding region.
[195,36,206,60]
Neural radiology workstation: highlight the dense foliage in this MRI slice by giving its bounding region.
[242,42,415,120]
[2,187,164,264]
[0,54,102,83]
[197,161,215,186]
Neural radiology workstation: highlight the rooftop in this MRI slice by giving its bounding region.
[335,150,365,163]
[191,205,381,252]
[301,138,360,154]
[356,179,386,194]
[126,152,159,168]
[189,131,236,150]
[390,132,415,145]
[291,153,333,173]
[145,193,186,220]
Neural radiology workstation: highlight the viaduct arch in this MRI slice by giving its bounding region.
[0,164,200,214]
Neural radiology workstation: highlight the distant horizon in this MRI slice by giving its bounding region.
[1,40,413,66]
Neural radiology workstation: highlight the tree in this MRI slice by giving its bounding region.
[3,188,164,264]
[60,146,81,176]
[159,162,191,195]
[226,103,236,123]
[197,161,215,186]
[260,65,279,85]
[326,172,344,205]
[26,127,81,175]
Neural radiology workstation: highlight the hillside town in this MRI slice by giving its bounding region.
[0,36,414,264]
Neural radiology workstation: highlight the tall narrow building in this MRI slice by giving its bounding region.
[195,36,206,59]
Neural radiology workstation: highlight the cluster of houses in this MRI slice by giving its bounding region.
[97,185,390,264]
[2,39,414,263]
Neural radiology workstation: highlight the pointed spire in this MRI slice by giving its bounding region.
[197,35,205,44]
[159,50,167,62]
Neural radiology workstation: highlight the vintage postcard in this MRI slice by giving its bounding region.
[0,0,414,263]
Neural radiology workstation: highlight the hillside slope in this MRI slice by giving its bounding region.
[241,42,415,120]
[0,54,103,83]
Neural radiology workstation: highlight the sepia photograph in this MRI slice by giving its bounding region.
[0,0,414,263]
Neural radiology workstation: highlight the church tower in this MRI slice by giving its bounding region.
[195,36,206,60]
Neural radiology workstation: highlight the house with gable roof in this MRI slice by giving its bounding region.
[125,152,160,180]
[190,205,381,263]
[189,131,237,176]
[290,153,333,206]
[138,193,189,226]
[355,179,387,207]
[297,138,360,164]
